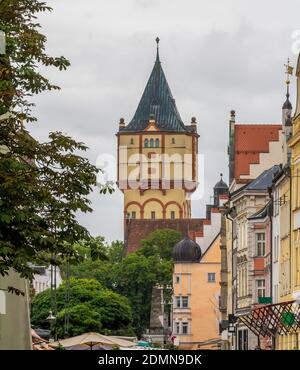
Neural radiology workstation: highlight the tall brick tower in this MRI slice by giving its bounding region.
[117,38,199,226]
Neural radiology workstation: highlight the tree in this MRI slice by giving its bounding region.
[139,228,182,260]
[113,253,172,337]
[0,1,113,280]
[31,278,133,338]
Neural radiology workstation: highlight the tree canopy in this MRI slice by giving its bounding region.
[66,230,180,337]
[0,1,112,280]
[31,278,133,338]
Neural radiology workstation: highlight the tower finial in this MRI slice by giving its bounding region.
[155,37,160,62]
[284,58,293,97]
[220,173,223,179]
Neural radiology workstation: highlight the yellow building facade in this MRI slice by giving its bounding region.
[278,55,300,350]
[172,236,221,349]
[117,40,198,223]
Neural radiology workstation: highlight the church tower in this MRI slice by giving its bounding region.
[117,39,199,223]
[282,59,293,165]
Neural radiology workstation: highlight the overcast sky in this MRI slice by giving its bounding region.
[31,0,300,243]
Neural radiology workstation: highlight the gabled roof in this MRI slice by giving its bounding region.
[231,165,281,199]
[121,43,188,133]
[234,124,282,180]
[244,165,280,191]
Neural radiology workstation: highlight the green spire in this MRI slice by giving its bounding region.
[122,38,187,132]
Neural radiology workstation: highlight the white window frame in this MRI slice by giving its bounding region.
[255,232,266,257]
[181,321,189,335]
[256,279,266,300]
[208,272,216,282]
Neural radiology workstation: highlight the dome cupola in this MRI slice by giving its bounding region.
[173,237,202,263]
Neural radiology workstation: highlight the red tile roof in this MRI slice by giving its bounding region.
[234,124,282,180]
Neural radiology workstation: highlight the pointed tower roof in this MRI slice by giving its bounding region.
[121,38,188,132]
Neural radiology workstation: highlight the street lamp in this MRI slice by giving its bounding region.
[46,310,56,342]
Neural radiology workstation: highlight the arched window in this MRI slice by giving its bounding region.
[150,138,154,148]
[155,138,159,147]
[144,139,149,148]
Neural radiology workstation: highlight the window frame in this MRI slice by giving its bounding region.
[208,272,216,283]
[255,232,266,257]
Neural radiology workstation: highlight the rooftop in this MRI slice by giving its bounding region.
[120,39,189,133]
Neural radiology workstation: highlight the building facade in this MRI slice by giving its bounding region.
[172,235,221,349]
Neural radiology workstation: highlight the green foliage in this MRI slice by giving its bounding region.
[108,252,172,337]
[0,1,114,279]
[31,278,133,338]
[139,228,182,260]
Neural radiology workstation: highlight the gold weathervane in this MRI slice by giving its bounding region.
[284,58,294,85]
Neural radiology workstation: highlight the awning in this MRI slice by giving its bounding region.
[238,300,300,337]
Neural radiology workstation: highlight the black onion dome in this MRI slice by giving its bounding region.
[173,237,202,263]
[214,175,228,190]
[282,96,292,110]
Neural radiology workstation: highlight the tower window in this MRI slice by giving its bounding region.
[150,138,154,148]
[172,138,175,144]
[170,211,175,220]
[151,211,155,220]
[130,138,134,145]
[155,138,159,147]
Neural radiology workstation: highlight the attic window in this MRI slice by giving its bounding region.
[172,138,175,144]
[130,138,134,145]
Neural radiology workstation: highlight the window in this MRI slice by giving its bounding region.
[131,211,136,219]
[175,296,181,308]
[208,272,216,282]
[172,137,175,144]
[151,211,155,220]
[255,233,265,256]
[0,291,6,314]
[174,322,180,334]
[130,138,134,145]
[182,296,189,308]
[175,276,180,284]
[170,211,175,220]
[238,329,248,350]
[256,279,266,300]
[155,138,159,147]
[150,138,154,148]
[182,322,189,335]
[144,138,148,148]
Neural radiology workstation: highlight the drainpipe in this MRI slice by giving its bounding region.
[226,206,235,349]
[268,186,275,349]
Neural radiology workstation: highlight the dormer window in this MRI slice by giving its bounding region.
[144,139,149,148]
